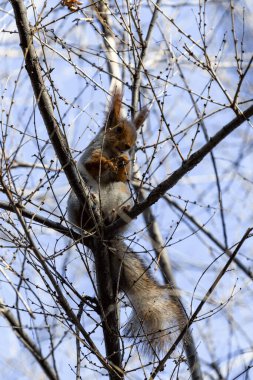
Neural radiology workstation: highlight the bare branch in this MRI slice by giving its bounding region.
[0,300,57,380]
[150,228,253,379]
[9,2,123,377]
[108,104,253,233]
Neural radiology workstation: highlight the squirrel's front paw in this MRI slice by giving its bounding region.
[116,154,129,168]
[117,205,132,223]
[104,159,117,172]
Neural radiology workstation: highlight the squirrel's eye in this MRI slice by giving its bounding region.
[116,126,123,133]
[125,144,131,150]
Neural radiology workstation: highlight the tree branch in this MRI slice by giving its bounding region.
[149,227,253,379]
[0,200,91,246]
[107,104,253,233]
[166,197,253,281]
[10,1,123,377]
[9,0,95,220]
[0,300,57,380]
[0,172,115,375]
[134,184,203,380]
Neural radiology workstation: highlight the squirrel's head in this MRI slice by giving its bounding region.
[104,90,149,155]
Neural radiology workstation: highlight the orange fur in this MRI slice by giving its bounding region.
[68,92,184,357]
[112,154,131,182]
[85,150,130,182]
[85,149,117,180]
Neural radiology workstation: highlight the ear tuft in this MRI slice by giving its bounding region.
[106,88,123,128]
[112,88,122,121]
[134,106,149,130]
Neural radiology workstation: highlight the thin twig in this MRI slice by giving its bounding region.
[166,197,253,281]
[149,227,253,379]
[0,300,57,380]
[10,1,123,377]
[107,103,253,233]
[135,184,203,380]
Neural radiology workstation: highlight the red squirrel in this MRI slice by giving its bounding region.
[68,90,148,230]
[68,90,183,355]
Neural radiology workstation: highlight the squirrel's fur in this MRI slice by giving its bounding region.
[68,90,183,355]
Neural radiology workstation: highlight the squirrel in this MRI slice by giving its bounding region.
[68,90,148,230]
[67,90,183,355]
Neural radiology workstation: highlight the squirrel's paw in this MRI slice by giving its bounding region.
[104,159,117,172]
[116,154,129,168]
[107,205,131,223]
[117,205,131,223]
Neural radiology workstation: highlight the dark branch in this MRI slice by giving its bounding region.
[107,104,253,234]
[10,1,122,377]
[167,197,253,281]
[0,301,57,380]
[134,186,203,380]
[0,201,91,246]
[9,0,94,217]
[150,227,253,379]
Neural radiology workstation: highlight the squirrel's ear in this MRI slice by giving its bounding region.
[134,106,149,130]
[107,89,122,128]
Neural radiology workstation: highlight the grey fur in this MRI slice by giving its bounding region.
[110,239,184,355]
[67,98,183,355]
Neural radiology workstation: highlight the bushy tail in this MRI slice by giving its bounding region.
[109,239,184,356]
